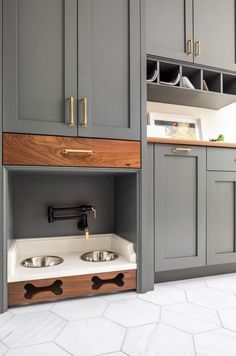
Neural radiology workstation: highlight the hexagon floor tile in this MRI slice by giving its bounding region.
[51,296,107,320]
[104,353,127,356]
[161,302,221,334]
[187,287,236,310]
[0,342,7,356]
[205,275,236,293]
[10,302,54,315]
[0,312,13,329]
[171,278,206,290]
[194,329,236,356]
[218,307,236,332]
[3,274,236,355]
[5,343,70,356]
[123,322,195,356]
[104,298,160,327]
[0,311,66,348]
[101,291,137,302]
[138,285,186,305]
[56,317,126,356]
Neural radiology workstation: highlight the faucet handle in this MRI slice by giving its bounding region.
[92,207,96,219]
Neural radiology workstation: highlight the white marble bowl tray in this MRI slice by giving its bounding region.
[8,234,137,283]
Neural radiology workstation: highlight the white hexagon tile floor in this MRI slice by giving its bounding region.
[3,274,236,355]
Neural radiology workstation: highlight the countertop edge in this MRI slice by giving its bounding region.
[147,137,236,149]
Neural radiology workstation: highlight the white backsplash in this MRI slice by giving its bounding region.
[147,101,236,143]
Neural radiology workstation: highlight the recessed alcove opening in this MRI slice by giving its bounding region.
[5,168,139,250]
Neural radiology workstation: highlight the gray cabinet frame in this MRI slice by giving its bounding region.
[154,144,206,271]
[0,0,7,313]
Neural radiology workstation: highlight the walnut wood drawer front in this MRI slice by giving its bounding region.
[8,270,137,306]
[207,147,236,171]
[3,133,141,168]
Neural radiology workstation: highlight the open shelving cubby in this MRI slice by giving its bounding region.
[147,57,236,110]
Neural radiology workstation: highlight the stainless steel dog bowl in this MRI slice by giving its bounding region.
[21,256,64,268]
[81,250,119,262]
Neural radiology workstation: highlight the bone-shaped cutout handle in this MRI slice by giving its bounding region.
[91,273,124,290]
[24,280,63,299]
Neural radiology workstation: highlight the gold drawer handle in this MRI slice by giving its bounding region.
[62,149,93,155]
[172,147,192,153]
[68,96,75,127]
[187,39,192,55]
[80,97,87,128]
[195,41,201,57]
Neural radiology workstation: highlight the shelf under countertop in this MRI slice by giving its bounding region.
[147,137,236,149]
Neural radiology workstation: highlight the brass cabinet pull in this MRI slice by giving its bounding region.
[68,96,75,127]
[172,147,192,153]
[187,39,192,55]
[80,97,87,128]
[195,41,201,57]
[62,149,93,155]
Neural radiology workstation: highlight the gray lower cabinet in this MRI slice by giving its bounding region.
[207,172,236,265]
[3,0,141,139]
[154,145,206,271]
[146,0,193,62]
[3,0,78,136]
[78,0,141,140]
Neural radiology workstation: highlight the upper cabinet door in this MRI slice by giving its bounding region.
[3,0,78,136]
[194,0,236,71]
[146,0,193,62]
[77,0,141,140]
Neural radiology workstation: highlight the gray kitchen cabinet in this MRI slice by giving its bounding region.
[3,0,141,140]
[3,0,78,136]
[154,145,206,271]
[0,0,7,314]
[194,0,236,71]
[146,0,193,62]
[77,0,141,140]
[207,172,236,265]
[146,0,236,71]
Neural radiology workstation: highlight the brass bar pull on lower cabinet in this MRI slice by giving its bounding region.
[68,96,75,127]
[187,39,192,55]
[81,97,87,128]
[62,149,93,155]
[172,147,192,153]
[195,41,201,57]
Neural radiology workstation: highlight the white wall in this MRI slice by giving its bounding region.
[147,101,236,143]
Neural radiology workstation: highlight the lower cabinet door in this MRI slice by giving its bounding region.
[154,145,206,271]
[207,172,236,265]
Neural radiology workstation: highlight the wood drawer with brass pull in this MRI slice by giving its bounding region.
[3,133,141,168]
[8,269,137,306]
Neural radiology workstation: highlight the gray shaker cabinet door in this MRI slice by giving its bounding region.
[77,0,141,140]
[3,0,78,136]
[194,0,236,71]
[146,0,193,62]
[154,145,206,272]
[207,172,236,265]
